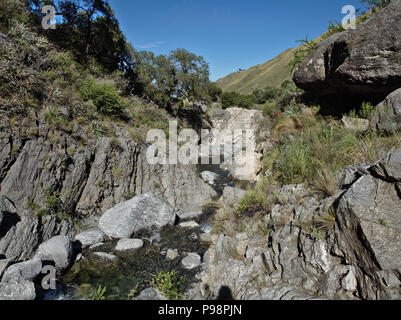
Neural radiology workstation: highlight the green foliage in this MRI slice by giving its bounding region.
[347,102,375,119]
[88,285,107,300]
[263,100,280,117]
[151,270,186,300]
[33,189,66,218]
[360,0,392,11]
[322,21,346,40]
[288,36,318,72]
[221,91,255,109]
[79,79,125,115]
[128,47,211,111]
[359,102,375,119]
[237,179,275,215]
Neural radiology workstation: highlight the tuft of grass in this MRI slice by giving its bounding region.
[237,178,277,216]
[88,285,107,300]
[150,270,186,300]
[314,207,337,232]
[309,164,339,198]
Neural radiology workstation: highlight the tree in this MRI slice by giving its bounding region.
[360,0,391,12]
[169,48,210,102]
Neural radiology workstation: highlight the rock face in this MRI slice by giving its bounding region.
[0,126,216,218]
[371,88,401,134]
[0,195,74,263]
[99,193,176,239]
[205,108,265,181]
[200,150,401,300]
[293,2,401,113]
[34,236,73,272]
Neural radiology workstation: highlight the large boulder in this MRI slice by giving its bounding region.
[1,259,42,283]
[34,236,73,272]
[370,88,401,134]
[98,193,176,239]
[293,2,401,113]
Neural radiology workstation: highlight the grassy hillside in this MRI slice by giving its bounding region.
[216,48,296,95]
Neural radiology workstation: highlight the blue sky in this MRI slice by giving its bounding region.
[109,0,364,81]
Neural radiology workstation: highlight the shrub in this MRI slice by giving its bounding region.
[80,79,125,115]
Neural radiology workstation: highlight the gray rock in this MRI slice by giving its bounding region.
[176,207,204,220]
[0,279,36,300]
[99,193,176,239]
[200,171,219,185]
[0,132,216,220]
[0,259,12,279]
[182,253,201,270]
[341,266,357,292]
[293,2,401,110]
[115,239,144,251]
[74,228,106,247]
[93,252,118,262]
[166,249,179,261]
[335,174,401,299]
[179,221,200,228]
[341,116,369,133]
[205,108,264,181]
[0,195,74,263]
[199,233,212,244]
[1,259,42,283]
[371,149,401,182]
[222,186,246,211]
[371,88,401,134]
[136,288,166,300]
[34,236,73,272]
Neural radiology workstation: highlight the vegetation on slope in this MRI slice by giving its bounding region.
[215,48,296,95]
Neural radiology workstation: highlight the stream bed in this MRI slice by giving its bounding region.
[41,163,250,300]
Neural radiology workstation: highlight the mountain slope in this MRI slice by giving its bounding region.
[215,47,295,95]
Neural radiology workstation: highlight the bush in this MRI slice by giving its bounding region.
[151,270,186,300]
[221,91,255,109]
[263,100,280,117]
[80,79,125,115]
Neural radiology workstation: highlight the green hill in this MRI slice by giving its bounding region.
[215,48,296,95]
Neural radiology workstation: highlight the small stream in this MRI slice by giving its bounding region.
[41,161,250,300]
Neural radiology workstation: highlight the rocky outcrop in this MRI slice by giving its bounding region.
[204,108,265,181]
[0,122,216,219]
[293,2,401,113]
[371,88,401,134]
[99,193,176,239]
[199,150,401,300]
[0,194,74,263]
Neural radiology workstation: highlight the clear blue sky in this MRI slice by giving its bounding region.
[109,0,364,81]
